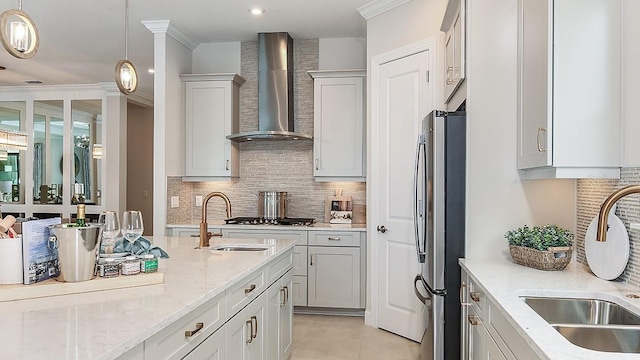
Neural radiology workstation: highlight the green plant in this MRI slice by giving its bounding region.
[505,224,573,251]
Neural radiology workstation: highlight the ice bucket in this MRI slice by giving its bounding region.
[48,224,103,282]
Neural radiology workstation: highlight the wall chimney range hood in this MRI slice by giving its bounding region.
[227,32,312,142]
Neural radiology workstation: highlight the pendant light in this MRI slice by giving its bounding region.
[0,0,39,59]
[115,0,138,94]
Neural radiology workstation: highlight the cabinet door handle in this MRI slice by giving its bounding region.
[245,319,253,344]
[244,284,256,295]
[251,315,258,340]
[470,291,482,302]
[185,322,204,337]
[446,66,455,85]
[537,127,547,152]
[315,159,319,170]
[468,315,481,326]
[280,287,287,306]
[460,282,470,306]
[310,254,313,266]
[285,285,289,305]
[328,237,341,241]
[225,159,229,170]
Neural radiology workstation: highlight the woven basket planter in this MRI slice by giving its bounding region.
[509,245,572,271]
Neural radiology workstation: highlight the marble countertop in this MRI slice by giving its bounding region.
[167,220,367,232]
[461,258,640,359]
[0,236,296,360]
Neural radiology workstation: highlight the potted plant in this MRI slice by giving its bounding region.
[505,225,574,271]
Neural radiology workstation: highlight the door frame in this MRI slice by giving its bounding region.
[366,37,439,328]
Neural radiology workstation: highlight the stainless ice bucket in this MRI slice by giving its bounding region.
[48,224,103,282]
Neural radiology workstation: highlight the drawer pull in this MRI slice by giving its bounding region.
[251,315,258,340]
[244,284,257,295]
[245,319,253,344]
[468,315,481,326]
[470,291,482,302]
[280,287,287,306]
[185,322,204,337]
[328,237,341,241]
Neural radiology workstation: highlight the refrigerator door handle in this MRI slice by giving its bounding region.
[414,133,426,263]
[413,275,431,305]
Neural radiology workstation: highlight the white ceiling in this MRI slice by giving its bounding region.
[0,0,370,98]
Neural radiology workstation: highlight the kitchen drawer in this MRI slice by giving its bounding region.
[267,250,293,284]
[169,228,221,238]
[226,267,267,315]
[292,275,308,306]
[308,231,360,247]
[222,229,308,245]
[293,245,307,276]
[144,292,226,360]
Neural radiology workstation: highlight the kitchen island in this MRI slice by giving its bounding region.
[0,236,296,360]
[461,258,640,359]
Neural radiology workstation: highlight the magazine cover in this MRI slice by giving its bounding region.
[22,218,62,284]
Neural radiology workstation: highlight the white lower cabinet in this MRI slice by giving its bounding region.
[292,275,308,307]
[267,269,294,360]
[183,327,226,360]
[226,291,267,360]
[461,269,535,360]
[308,246,360,308]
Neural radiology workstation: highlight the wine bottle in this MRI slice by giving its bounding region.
[76,203,87,227]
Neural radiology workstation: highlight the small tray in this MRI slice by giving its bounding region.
[0,272,164,302]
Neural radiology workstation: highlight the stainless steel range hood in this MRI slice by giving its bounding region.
[227,32,312,142]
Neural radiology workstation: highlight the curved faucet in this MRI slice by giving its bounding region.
[199,192,232,248]
[596,185,640,242]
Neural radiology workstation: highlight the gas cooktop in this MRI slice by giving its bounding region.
[224,217,315,226]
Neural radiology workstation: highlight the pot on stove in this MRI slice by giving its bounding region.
[258,191,288,220]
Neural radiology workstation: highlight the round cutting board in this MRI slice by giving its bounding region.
[585,204,630,280]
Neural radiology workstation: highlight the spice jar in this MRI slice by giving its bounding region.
[140,254,158,273]
[98,258,120,278]
[121,256,141,276]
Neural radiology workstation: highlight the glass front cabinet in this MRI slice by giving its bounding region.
[0,84,125,220]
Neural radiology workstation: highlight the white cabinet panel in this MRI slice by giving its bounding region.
[442,0,466,108]
[226,291,267,360]
[183,327,226,360]
[181,73,244,180]
[517,0,621,178]
[308,70,365,181]
[292,275,308,307]
[308,246,360,308]
[267,269,294,360]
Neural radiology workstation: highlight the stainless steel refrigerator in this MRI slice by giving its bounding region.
[413,109,466,360]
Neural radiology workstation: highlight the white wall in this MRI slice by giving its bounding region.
[622,0,640,166]
[318,37,366,69]
[465,0,575,260]
[193,42,242,74]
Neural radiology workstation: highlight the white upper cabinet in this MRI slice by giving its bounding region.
[442,0,466,111]
[308,70,365,182]
[180,74,244,180]
[517,0,621,179]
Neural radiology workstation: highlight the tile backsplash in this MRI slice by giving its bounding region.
[166,38,366,224]
[576,168,640,287]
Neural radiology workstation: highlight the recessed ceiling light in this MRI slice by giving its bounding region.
[249,7,265,15]
[24,80,42,84]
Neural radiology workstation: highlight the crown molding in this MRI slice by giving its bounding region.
[357,0,412,20]
[142,20,199,51]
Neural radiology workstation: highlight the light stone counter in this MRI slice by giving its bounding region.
[461,258,640,359]
[167,220,366,232]
[0,236,296,360]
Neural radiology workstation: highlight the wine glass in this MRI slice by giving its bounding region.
[121,210,144,244]
[98,211,120,245]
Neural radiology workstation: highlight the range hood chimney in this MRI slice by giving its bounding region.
[227,32,312,142]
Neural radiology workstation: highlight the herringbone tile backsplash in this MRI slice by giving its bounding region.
[576,168,640,286]
[166,39,366,225]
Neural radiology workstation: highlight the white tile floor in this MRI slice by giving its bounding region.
[291,314,421,360]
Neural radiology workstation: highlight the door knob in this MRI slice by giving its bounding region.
[377,225,388,233]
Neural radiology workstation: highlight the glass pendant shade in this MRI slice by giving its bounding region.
[0,7,39,59]
[115,60,138,94]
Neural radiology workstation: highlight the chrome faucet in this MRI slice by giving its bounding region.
[596,184,640,242]
[199,192,232,248]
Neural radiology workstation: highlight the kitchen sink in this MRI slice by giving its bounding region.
[522,296,640,353]
[522,296,640,325]
[210,244,271,251]
[553,325,640,353]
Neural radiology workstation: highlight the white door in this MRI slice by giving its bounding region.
[372,47,432,341]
